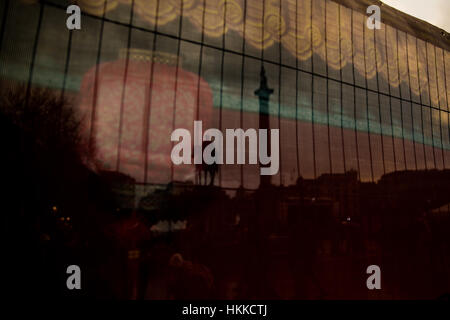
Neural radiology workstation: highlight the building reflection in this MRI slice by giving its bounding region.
[94,167,450,299]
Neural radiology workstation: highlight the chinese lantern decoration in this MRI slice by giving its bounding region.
[78,49,213,183]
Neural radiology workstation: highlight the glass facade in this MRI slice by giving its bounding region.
[2,0,450,299]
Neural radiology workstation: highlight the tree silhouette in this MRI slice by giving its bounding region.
[1,86,113,298]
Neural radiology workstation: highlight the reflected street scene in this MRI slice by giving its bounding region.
[1,0,450,299]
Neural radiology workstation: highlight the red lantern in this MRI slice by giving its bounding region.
[79,49,213,183]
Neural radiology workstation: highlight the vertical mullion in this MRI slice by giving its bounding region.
[311,0,317,179]
[405,34,418,170]
[60,30,73,100]
[89,0,108,155]
[195,0,207,122]
[374,22,386,175]
[218,0,229,187]
[25,3,44,109]
[363,15,374,182]
[261,0,265,62]
[239,0,247,188]
[57,23,73,149]
[325,0,333,175]
[278,0,282,185]
[351,10,361,180]
[238,1,247,187]
[170,1,184,182]
[443,50,450,168]
[433,45,446,168]
[0,0,10,92]
[194,0,207,185]
[339,5,347,174]
[143,0,160,183]
[419,38,434,169]
[192,0,207,185]
[396,30,408,170]
[385,26,397,172]
[295,0,300,179]
[57,0,74,139]
[116,0,135,171]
